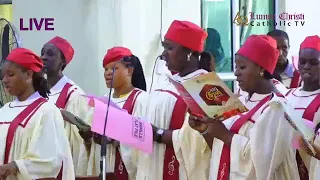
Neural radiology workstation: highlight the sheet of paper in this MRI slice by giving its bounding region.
[91,98,153,154]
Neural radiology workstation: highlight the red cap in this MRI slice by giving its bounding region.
[6,48,43,72]
[103,47,132,67]
[164,20,207,52]
[47,36,74,64]
[300,35,320,52]
[236,35,279,74]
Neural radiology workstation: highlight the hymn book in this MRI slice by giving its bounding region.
[169,72,248,120]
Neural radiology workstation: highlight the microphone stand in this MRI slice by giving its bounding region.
[99,65,116,180]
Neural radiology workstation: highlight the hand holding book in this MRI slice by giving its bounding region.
[92,132,116,145]
[60,109,91,131]
[60,109,92,142]
[189,114,234,146]
[188,113,208,133]
[298,135,320,160]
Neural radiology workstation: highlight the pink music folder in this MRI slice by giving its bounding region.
[90,97,153,154]
[85,94,121,110]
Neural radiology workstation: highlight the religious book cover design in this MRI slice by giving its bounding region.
[169,72,248,120]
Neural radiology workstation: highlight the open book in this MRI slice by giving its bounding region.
[169,72,248,120]
[276,100,316,155]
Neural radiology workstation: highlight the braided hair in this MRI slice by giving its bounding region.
[121,55,147,91]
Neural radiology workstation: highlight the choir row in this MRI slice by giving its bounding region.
[0,19,319,180]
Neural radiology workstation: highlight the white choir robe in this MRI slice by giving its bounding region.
[85,89,147,179]
[134,69,211,180]
[310,110,320,180]
[0,92,74,180]
[47,75,92,175]
[272,78,291,95]
[286,87,320,180]
[209,93,300,180]
[236,78,290,97]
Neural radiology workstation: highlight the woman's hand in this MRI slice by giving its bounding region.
[79,128,93,142]
[0,162,18,179]
[112,140,120,148]
[93,132,102,145]
[61,109,93,142]
[92,133,113,145]
[60,110,91,131]
[188,115,208,133]
[298,136,320,160]
[60,109,77,125]
[198,116,234,146]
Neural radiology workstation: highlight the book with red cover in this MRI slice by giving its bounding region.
[169,72,248,120]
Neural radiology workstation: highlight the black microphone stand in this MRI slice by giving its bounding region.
[99,64,116,180]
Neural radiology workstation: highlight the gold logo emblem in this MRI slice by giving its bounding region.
[205,87,222,100]
[233,12,249,26]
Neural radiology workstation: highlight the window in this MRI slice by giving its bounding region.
[202,0,233,73]
[239,0,275,45]
[201,0,275,92]
[0,0,12,5]
[0,4,12,21]
[202,0,234,90]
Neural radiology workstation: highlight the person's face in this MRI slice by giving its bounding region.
[234,55,264,93]
[161,39,189,73]
[1,61,33,96]
[272,36,290,66]
[40,43,65,76]
[104,60,133,89]
[298,48,320,84]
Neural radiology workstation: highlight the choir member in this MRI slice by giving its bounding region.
[237,30,299,97]
[189,35,299,179]
[308,110,320,180]
[134,20,214,180]
[81,47,148,179]
[0,48,74,179]
[40,36,92,175]
[286,35,320,180]
[267,29,301,88]
[300,111,320,180]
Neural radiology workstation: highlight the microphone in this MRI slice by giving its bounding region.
[99,64,116,180]
[149,55,164,92]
